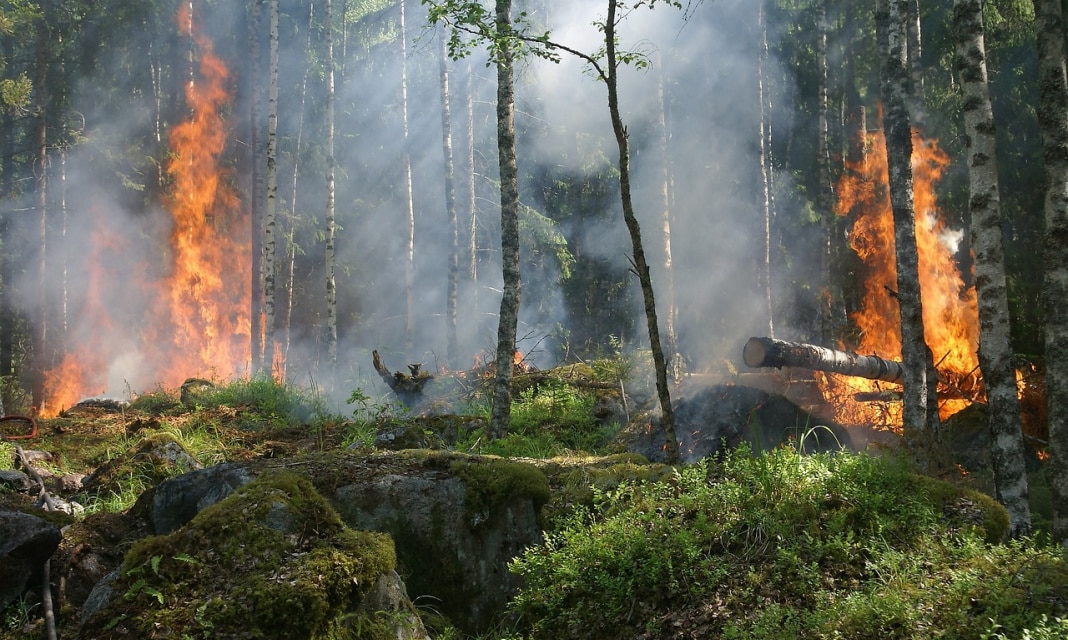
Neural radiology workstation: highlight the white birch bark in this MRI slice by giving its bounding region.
[262,0,279,376]
[881,0,930,449]
[439,31,460,368]
[325,0,339,369]
[400,0,416,353]
[490,0,520,440]
[953,0,1032,536]
[1032,0,1068,548]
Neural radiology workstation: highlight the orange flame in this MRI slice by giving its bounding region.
[820,124,981,428]
[39,5,249,416]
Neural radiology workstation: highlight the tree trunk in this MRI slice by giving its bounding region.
[653,51,679,380]
[31,10,49,408]
[880,0,930,451]
[465,59,479,318]
[743,336,906,383]
[248,0,265,373]
[400,0,416,353]
[758,2,775,339]
[262,0,280,377]
[816,0,835,343]
[1032,0,1068,548]
[325,0,339,370]
[283,0,316,379]
[439,30,460,368]
[953,0,1032,537]
[489,0,521,441]
[605,0,679,463]
[907,0,925,115]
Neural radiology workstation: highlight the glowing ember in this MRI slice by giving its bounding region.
[39,5,249,416]
[820,125,981,429]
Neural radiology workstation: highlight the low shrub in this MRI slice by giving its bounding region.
[508,447,1068,640]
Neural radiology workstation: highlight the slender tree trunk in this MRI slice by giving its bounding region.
[953,0,1032,537]
[816,0,836,343]
[490,0,521,440]
[880,0,930,451]
[400,0,416,353]
[605,0,678,463]
[325,0,339,371]
[439,31,460,367]
[907,0,925,116]
[31,11,49,408]
[249,0,265,373]
[758,2,775,339]
[283,0,315,379]
[262,0,280,377]
[653,51,679,379]
[1032,0,1068,548]
[465,59,478,314]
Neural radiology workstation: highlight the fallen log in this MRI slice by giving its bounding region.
[743,336,904,384]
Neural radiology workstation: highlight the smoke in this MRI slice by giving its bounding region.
[5,0,814,412]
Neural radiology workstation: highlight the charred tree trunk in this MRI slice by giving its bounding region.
[372,350,433,405]
[743,336,905,383]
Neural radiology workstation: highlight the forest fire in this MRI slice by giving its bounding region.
[819,127,981,430]
[38,5,249,416]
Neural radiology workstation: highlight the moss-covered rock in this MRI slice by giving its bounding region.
[79,470,419,640]
[328,450,546,635]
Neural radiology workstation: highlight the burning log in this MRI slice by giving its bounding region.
[743,336,905,384]
[372,350,434,404]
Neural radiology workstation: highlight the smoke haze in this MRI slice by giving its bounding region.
[5,0,812,411]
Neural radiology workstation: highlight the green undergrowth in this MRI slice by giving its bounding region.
[507,446,1068,640]
[453,376,624,458]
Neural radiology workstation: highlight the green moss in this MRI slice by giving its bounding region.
[913,474,1010,542]
[450,456,551,525]
[81,469,398,639]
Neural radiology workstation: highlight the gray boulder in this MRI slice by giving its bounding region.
[0,508,62,610]
[145,462,254,534]
[80,470,426,639]
[329,452,549,635]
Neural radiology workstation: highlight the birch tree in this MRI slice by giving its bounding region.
[953,0,1031,537]
[489,0,521,440]
[653,51,679,378]
[400,0,416,352]
[262,0,280,376]
[439,30,460,368]
[879,0,929,449]
[248,0,265,373]
[758,1,774,339]
[325,0,339,371]
[425,0,683,459]
[31,4,49,406]
[1032,0,1068,548]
